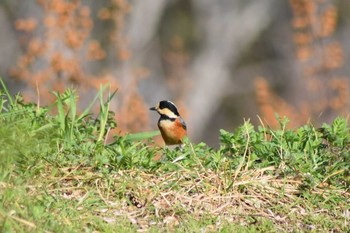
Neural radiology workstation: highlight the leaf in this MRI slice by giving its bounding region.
[124,131,160,142]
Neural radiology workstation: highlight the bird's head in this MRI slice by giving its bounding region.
[150,100,180,118]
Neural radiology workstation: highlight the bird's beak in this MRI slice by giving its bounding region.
[150,107,157,111]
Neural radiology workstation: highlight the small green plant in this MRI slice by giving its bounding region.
[0,79,349,232]
[51,85,118,147]
[219,116,349,187]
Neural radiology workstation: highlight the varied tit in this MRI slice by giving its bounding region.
[150,100,187,145]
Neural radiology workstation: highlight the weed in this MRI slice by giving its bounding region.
[0,80,349,232]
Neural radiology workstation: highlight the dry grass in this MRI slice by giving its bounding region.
[21,162,348,232]
[1,81,348,232]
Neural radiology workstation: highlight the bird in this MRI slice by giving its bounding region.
[150,100,187,145]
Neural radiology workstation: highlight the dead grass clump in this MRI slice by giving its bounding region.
[38,164,350,231]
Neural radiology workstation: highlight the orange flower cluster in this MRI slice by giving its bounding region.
[329,78,349,111]
[114,70,151,137]
[39,0,93,49]
[290,0,349,115]
[289,0,316,61]
[15,18,37,32]
[254,77,308,128]
[88,40,106,61]
[256,0,349,128]
[118,91,150,133]
[320,5,337,37]
[10,0,115,103]
[98,0,131,61]
[95,0,152,134]
[10,0,155,138]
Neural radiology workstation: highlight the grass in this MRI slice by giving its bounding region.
[0,79,349,232]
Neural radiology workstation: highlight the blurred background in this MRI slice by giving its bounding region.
[0,0,349,147]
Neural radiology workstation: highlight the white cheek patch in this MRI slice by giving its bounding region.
[158,108,178,118]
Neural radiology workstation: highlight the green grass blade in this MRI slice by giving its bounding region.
[97,86,108,142]
[124,131,160,142]
[69,91,76,140]
[97,85,118,142]
[76,88,104,122]
[0,78,14,106]
[55,92,66,133]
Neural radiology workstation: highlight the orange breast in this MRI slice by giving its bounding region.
[158,118,187,145]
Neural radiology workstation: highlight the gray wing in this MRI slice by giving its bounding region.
[179,117,187,130]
